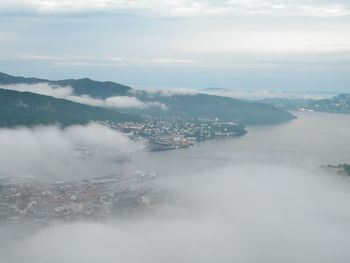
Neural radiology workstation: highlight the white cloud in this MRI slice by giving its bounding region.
[1,111,350,263]
[67,94,105,107]
[1,83,166,110]
[0,83,73,98]
[68,94,167,110]
[52,62,122,67]
[0,31,13,42]
[138,87,199,97]
[2,159,350,262]
[50,57,197,67]
[72,95,167,110]
[1,0,350,17]
[18,55,197,65]
[146,58,197,64]
[137,87,335,100]
[0,123,138,180]
[201,89,337,100]
[17,54,62,60]
[186,30,350,54]
[105,96,149,109]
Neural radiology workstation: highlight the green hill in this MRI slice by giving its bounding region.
[307,94,350,114]
[130,92,296,125]
[259,94,350,114]
[0,89,141,127]
[0,72,295,125]
[0,72,130,98]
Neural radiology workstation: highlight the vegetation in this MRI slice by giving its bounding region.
[307,94,350,114]
[0,89,142,127]
[1,72,296,126]
[0,72,130,98]
[130,93,296,125]
[324,164,350,176]
[260,94,350,114]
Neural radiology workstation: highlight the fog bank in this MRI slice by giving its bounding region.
[0,123,139,180]
[1,112,350,263]
[1,159,350,263]
[0,83,166,109]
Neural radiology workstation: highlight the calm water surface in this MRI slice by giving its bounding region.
[129,112,350,176]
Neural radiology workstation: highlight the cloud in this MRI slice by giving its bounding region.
[110,57,197,65]
[1,0,350,17]
[67,94,167,110]
[201,89,337,100]
[135,86,335,100]
[1,83,166,110]
[137,87,200,97]
[145,58,197,65]
[185,30,350,54]
[1,113,350,262]
[66,94,105,107]
[17,54,62,60]
[0,83,73,98]
[2,158,350,262]
[105,96,167,110]
[18,55,197,66]
[52,62,122,67]
[0,123,139,181]
[49,58,197,67]
[0,31,14,42]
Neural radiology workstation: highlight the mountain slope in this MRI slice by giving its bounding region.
[259,94,350,114]
[131,92,296,125]
[0,72,295,125]
[306,94,350,114]
[0,72,130,98]
[0,89,141,127]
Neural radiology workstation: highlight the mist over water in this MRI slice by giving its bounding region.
[1,112,350,263]
[128,112,350,176]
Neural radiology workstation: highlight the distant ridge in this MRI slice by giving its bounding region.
[0,88,141,128]
[0,72,131,98]
[132,92,296,125]
[259,94,350,114]
[0,72,296,125]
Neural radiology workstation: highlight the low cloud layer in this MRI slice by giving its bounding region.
[1,159,350,263]
[0,83,166,109]
[137,87,199,97]
[201,89,337,100]
[2,83,335,101]
[138,86,335,100]
[0,123,139,181]
[1,113,350,262]
[0,83,73,98]
[2,0,350,17]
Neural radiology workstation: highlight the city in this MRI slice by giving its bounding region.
[0,171,158,227]
[99,116,247,151]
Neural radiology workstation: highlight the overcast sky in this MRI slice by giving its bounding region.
[0,0,350,92]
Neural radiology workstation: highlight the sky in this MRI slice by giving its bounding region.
[0,0,350,93]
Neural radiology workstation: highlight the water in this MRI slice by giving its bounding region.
[130,112,350,176]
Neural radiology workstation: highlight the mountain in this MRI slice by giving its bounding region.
[306,94,350,114]
[259,94,350,114]
[0,89,141,128]
[130,92,295,125]
[256,98,311,111]
[0,72,295,125]
[0,72,130,98]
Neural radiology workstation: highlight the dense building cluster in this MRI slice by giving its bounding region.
[0,172,157,226]
[99,116,246,151]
